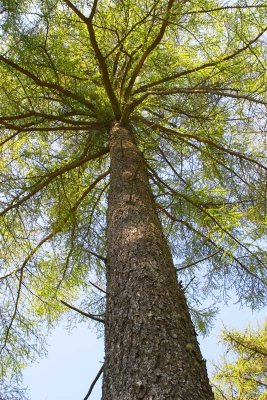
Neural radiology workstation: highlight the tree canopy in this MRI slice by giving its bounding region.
[0,0,266,396]
[213,321,267,400]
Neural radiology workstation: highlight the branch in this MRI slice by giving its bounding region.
[88,0,98,21]
[84,364,104,400]
[134,27,267,94]
[138,117,267,172]
[143,87,267,106]
[63,0,122,119]
[0,267,24,281]
[156,201,217,246]
[155,201,266,286]
[183,5,267,15]
[87,250,106,263]
[183,277,196,291]
[223,331,267,357]
[0,111,97,147]
[152,127,252,187]
[0,122,103,133]
[0,131,22,147]
[151,166,265,269]
[71,169,110,213]
[0,171,109,351]
[0,55,96,113]
[0,230,55,353]
[60,300,105,323]
[0,147,109,217]
[0,111,94,125]
[63,0,88,22]
[89,280,107,294]
[176,250,221,271]
[123,0,175,101]
[104,3,159,59]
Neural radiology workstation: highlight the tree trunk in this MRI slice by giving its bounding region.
[102,122,214,400]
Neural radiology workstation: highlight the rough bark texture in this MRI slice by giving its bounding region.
[102,122,214,400]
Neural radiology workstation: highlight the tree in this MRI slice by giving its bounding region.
[212,322,267,400]
[0,0,266,398]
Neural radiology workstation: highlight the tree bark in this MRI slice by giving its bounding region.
[102,122,214,400]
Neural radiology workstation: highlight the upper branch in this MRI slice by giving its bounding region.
[138,117,267,172]
[86,4,121,119]
[123,0,175,102]
[133,27,267,94]
[62,0,121,119]
[182,5,267,15]
[137,87,267,106]
[63,0,88,21]
[0,55,96,113]
[60,300,105,323]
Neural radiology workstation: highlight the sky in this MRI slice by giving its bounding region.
[23,301,266,400]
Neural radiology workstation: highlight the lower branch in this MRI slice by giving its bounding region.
[60,300,105,323]
[84,364,104,400]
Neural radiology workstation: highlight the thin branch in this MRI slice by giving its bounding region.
[0,171,109,351]
[0,269,23,353]
[183,277,196,291]
[88,0,98,21]
[0,55,96,113]
[134,27,267,94]
[0,111,94,124]
[142,87,267,106]
[64,0,122,119]
[84,364,104,400]
[0,147,109,217]
[71,169,110,212]
[0,267,24,281]
[155,201,266,285]
[104,3,159,59]
[0,122,103,133]
[60,300,105,323]
[0,231,54,353]
[183,5,267,15]
[89,280,107,294]
[63,0,88,22]
[223,331,267,357]
[152,127,252,187]
[138,117,267,172]
[176,250,221,271]
[123,0,175,101]
[151,166,265,269]
[0,131,23,147]
[87,250,106,263]
[0,111,96,147]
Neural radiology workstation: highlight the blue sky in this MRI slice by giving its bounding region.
[23,301,266,400]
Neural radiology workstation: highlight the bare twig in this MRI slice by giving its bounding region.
[89,280,107,294]
[176,250,221,271]
[87,250,106,263]
[60,300,105,323]
[84,364,104,400]
[183,277,196,291]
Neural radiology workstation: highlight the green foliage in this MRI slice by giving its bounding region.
[213,322,267,400]
[0,0,266,394]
